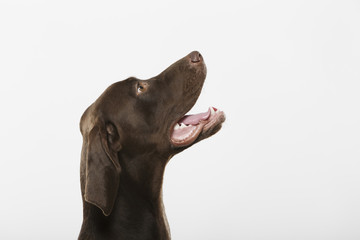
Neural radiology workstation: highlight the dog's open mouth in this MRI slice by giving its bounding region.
[170,107,225,147]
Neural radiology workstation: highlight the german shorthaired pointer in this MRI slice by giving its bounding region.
[78,51,225,239]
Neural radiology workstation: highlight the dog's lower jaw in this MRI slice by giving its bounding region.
[79,154,171,240]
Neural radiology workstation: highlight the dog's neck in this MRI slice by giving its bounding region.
[79,153,171,240]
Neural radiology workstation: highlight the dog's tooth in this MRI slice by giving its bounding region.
[174,124,180,130]
[210,107,215,115]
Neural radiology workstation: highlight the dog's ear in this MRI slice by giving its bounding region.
[84,123,121,216]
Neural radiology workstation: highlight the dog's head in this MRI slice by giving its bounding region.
[80,51,225,216]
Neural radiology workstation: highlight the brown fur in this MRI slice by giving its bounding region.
[78,51,225,240]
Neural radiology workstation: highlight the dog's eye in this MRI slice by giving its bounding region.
[136,82,148,95]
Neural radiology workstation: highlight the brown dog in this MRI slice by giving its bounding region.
[78,51,225,239]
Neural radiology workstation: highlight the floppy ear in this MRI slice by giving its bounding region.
[84,124,121,216]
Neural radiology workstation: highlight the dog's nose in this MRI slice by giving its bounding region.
[190,51,202,63]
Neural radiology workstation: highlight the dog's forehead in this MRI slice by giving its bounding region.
[100,79,137,112]
[106,78,135,96]
[80,80,132,131]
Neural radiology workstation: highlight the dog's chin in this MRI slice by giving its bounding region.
[170,107,225,148]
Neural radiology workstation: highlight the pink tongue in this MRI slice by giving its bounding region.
[179,108,211,125]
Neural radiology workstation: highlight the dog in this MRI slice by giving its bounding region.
[78,51,225,239]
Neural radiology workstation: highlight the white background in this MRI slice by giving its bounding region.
[1,0,359,239]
